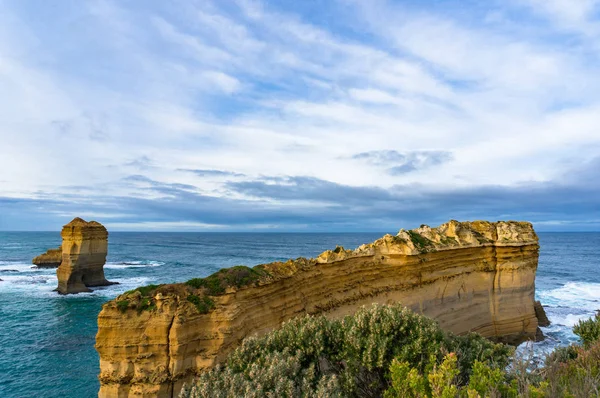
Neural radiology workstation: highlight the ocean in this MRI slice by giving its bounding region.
[0,232,598,398]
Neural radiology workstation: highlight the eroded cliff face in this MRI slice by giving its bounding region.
[56,217,115,294]
[32,246,62,268]
[96,220,540,398]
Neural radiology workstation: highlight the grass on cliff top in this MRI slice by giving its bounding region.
[185,265,268,295]
[116,265,269,315]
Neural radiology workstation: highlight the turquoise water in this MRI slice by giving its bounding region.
[0,232,599,397]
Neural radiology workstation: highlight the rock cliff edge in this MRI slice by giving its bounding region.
[96,220,542,398]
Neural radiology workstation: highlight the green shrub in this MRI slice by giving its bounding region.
[187,294,215,314]
[545,344,579,365]
[178,303,600,398]
[573,313,600,347]
[179,350,344,398]
[407,231,433,252]
[185,266,266,296]
[185,278,205,289]
[116,300,129,313]
[180,304,511,398]
[135,284,159,297]
[137,297,156,313]
[123,284,159,297]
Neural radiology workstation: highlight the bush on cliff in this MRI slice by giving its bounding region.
[180,305,600,398]
[185,265,267,295]
[179,304,511,398]
[573,312,600,347]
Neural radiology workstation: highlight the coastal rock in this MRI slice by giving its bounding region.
[32,246,62,268]
[535,300,551,327]
[96,220,540,398]
[56,218,116,294]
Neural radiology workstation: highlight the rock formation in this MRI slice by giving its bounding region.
[96,220,541,398]
[534,300,551,327]
[32,246,62,268]
[56,217,115,294]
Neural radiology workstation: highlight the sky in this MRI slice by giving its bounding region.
[1,0,599,232]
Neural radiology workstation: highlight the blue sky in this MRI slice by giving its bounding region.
[1,0,599,231]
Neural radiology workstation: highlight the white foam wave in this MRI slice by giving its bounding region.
[550,313,594,327]
[538,282,600,308]
[104,260,164,269]
[0,273,152,299]
[0,262,40,273]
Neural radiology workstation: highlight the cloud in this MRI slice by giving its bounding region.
[226,176,395,204]
[351,150,453,175]
[0,0,600,230]
[2,157,599,231]
[179,169,246,178]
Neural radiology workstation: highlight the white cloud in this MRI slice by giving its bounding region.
[518,0,600,35]
[1,0,600,228]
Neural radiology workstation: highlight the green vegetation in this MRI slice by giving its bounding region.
[407,230,434,252]
[116,300,129,313]
[187,294,215,314]
[117,265,269,316]
[123,284,159,297]
[439,236,458,246]
[573,312,600,347]
[135,284,159,297]
[179,303,510,398]
[473,231,491,244]
[179,305,600,398]
[185,265,266,295]
[392,235,408,244]
[137,297,156,314]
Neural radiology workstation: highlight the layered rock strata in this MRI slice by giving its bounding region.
[56,217,115,294]
[32,246,62,268]
[96,220,541,398]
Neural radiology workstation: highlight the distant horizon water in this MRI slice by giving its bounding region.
[1,232,599,397]
[2,229,600,233]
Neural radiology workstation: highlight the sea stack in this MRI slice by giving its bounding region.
[32,246,62,268]
[56,217,115,294]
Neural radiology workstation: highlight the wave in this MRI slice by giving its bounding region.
[538,281,600,309]
[525,281,600,351]
[104,260,164,269]
[0,273,152,299]
[0,262,46,273]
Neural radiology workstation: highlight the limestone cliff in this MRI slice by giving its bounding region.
[56,217,115,294]
[32,246,62,268]
[96,220,541,398]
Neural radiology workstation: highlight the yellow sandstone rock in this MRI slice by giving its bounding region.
[32,246,62,268]
[56,217,115,294]
[96,220,541,398]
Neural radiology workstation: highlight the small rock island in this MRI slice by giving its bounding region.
[32,246,62,268]
[54,217,116,294]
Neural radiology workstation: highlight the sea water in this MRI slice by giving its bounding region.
[0,232,598,397]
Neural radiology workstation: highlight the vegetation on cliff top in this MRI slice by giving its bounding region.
[180,306,600,398]
[185,265,268,295]
[407,230,434,252]
[114,266,268,314]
